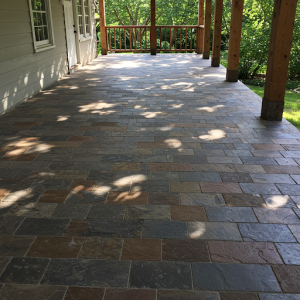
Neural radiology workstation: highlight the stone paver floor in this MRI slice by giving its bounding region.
[0,54,300,299]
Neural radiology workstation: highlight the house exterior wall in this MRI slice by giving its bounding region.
[0,0,97,115]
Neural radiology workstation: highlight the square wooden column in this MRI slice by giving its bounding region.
[261,0,298,121]
[196,0,204,54]
[150,0,156,55]
[211,0,223,67]
[226,0,244,82]
[203,0,212,59]
[99,0,107,55]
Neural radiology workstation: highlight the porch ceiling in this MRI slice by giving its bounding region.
[0,54,300,298]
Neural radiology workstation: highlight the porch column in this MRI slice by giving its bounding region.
[196,0,204,54]
[226,0,244,81]
[203,0,212,59]
[211,0,223,67]
[150,0,156,55]
[99,0,107,55]
[261,0,298,121]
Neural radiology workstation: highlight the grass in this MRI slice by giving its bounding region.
[246,84,300,129]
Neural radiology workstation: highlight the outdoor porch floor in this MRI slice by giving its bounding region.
[0,54,300,299]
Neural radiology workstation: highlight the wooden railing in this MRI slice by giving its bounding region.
[106,25,204,53]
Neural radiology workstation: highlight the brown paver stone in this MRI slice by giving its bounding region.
[200,183,243,193]
[106,191,148,204]
[0,189,10,201]
[170,182,200,193]
[158,290,220,299]
[162,239,210,262]
[38,190,70,203]
[65,286,105,300]
[104,289,156,300]
[147,163,192,171]
[208,241,283,264]
[220,292,259,300]
[69,180,96,192]
[68,136,95,142]
[2,154,39,161]
[272,265,300,293]
[170,205,207,221]
[262,165,300,175]
[122,238,161,261]
[148,192,180,205]
[223,194,266,207]
[27,236,84,258]
[113,163,141,171]
[252,144,285,151]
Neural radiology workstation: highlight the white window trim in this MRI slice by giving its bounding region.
[75,0,92,42]
[28,0,56,52]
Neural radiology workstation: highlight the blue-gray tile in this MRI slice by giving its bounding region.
[205,207,257,222]
[275,243,300,265]
[258,294,300,300]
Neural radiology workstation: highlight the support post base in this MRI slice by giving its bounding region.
[101,49,108,55]
[203,52,210,59]
[211,58,220,67]
[261,97,284,121]
[196,48,201,54]
[226,69,239,82]
[151,49,156,55]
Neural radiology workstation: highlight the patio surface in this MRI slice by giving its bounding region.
[0,54,300,299]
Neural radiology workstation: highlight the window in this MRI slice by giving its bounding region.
[29,0,55,51]
[77,0,91,39]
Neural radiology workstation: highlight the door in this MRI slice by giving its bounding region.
[64,0,77,67]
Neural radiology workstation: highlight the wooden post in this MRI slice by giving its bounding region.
[203,0,212,59]
[261,0,298,121]
[150,0,156,55]
[211,0,223,67]
[226,0,244,81]
[99,0,107,55]
[196,0,204,54]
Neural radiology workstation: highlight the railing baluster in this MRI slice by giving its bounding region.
[160,28,162,51]
[135,28,137,51]
[130,28,132,51]
[169,27,171,51]
[140,28,142,50]
[185,27,187,51]
[145,29,147,50]
[119,28,121,50]
[174,28,176,51]
[125,28,127,51]
[180,28,182,51]
[114,28,116,50]
[165,27,167,51]
[108,28,111,50]
[190,28,192,50]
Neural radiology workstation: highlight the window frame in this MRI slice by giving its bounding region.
[76,0,92,41]
[28,0,55,52]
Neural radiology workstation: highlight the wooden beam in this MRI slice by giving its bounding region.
[150,0,156,55]
[196,0,204,54]
[226,0,244,81]
[261,0,298,121]
[203,0,212,59]
[99,0,107,55]
[211,0,223,67]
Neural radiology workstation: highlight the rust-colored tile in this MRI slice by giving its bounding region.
[27,236,84,258]
[252,144,284,151]
[223,194,266,207]
[69,180,96,192]
[50,141,82,148]
[208,241,283,264]
[171,206,207,221]
[0,146,15,153]
[12,122,41,127]
[104,289,156,300]
[21,137,40,142]
[106,191,148,204]
[0,189,11,201]
[38,190,70,203]
[121,238,161,261]
[65,287,105,300]
[64,219,90,237]
[272,265,300,293]
[113,163,141,171]
[148,192,180,205]
[162,239,210,262]
[79,237,122,259]
[220,292,258,300]
[2,153,39,161]
[138,142,156,148]
[68,136,95,142]
[147,163,192,171]
[170,182,200,193]
[200,182,243,193]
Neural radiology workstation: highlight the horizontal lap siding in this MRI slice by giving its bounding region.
[0,0,68,115]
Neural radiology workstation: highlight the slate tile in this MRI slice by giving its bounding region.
[0,216,24,235]
[87,205,125,219]
[258,294,300,300]
[192,263,280,292]
[253,208,300,224]
[249,174,295,184]
[234,164,266,173]
[148,192,180,205]
[7,203,57,218]
[262,195,296,208]
[200,182,242,193]
[272,265,300,293]
[79,237,123,259]
[180,193,225,206]
[157,290,220,300]
[263,165,300,175]
[142,220,188,239]
[0,202,13,216]
[69,180,96,192]
[171,205,207,221]
[0,257,11,275]
[51,204,90,219]
[288,225,300,242]
[192,163,235,172]
[121,238,161,261]
[173,155,207,164]
[208,241,283,264]
[38,190,70,203]
[238,223,296,242]
[147,163,192,171]
[207,156,242,164]
[104,289,156,300]
[27,236,84,258]
[32,179,73,191]
[206,207,257,222]
[0,236,34,256]
[151,171,179,181]
[113,162,142,171]
[65,287,105,300]
[130,261,192,289]
[125,205,170,220]
[162,239,209,262]
[15,218,69,236]
[41,259,130,287]
[0,257,49,284]
[240,157,278,165]
[220,172,252,183]
[65,191,107,204]
[188,222,242,241]
[179,171,222,182]
[239,183,280,195]
[223,194,266,207]
[275,243,300,265]
[170,182,200,193]
[0,284,66,300]
[277,184,300,196]
[106,191,148,204]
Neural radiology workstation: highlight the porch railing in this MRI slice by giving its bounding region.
[106,25,204,53]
